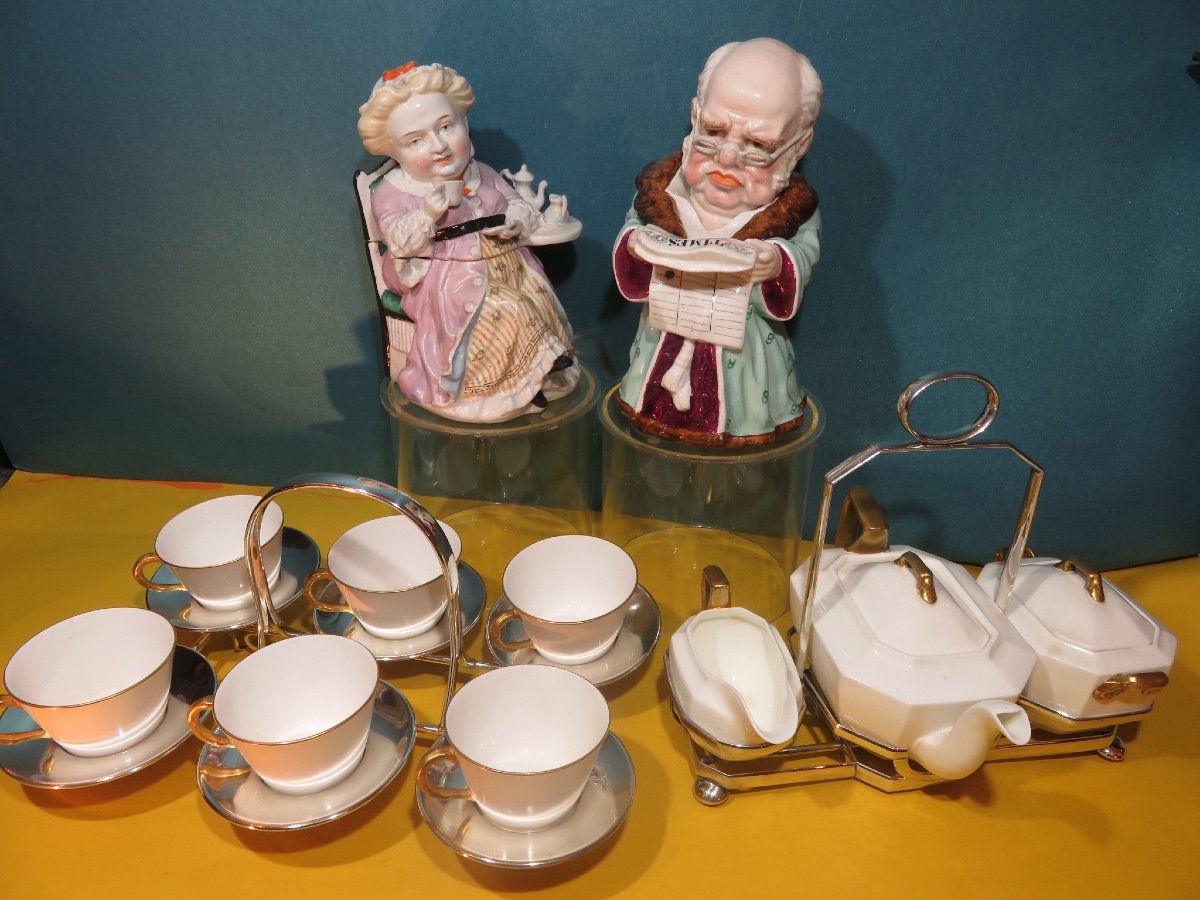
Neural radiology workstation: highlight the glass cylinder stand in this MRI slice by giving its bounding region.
[599,384,823,628]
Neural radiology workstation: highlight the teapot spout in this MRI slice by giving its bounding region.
[909,700,1031,780]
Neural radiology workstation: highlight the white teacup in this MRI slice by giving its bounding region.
[417,665,609,831]
[491,535,636,664]
[304,517,461,639]
[132,494,285,611]
[440,179,464,208]
[186,634,378,795]
[1,607,177,757]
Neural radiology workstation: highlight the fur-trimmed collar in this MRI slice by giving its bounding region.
[632,152,817,240]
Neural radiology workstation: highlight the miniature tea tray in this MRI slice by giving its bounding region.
[416,731,634,868]
[145,527,319,632]
[312,561,486,661]
[485,587,661,686]
[0,646,215,789]
[195,679,415,830]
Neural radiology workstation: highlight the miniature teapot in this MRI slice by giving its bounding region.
[790,488,1037,780]
[667,568,803,751]
[977,554,1175,725]
[500,164,547,209]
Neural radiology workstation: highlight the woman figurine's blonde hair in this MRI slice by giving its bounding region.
[357,62,475,157]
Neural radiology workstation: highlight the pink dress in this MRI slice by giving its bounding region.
[372,161,576,422]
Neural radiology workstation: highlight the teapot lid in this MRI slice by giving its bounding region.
[823,547,1004,659]
[837,552,990,656]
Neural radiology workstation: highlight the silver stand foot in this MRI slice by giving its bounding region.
[694,778,729,806]
[1097,735,1126,762]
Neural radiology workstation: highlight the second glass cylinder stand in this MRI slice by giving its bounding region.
[599,384,823,625]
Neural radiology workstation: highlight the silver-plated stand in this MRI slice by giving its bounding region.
[670,373,1130,804]
[242,473,465,736]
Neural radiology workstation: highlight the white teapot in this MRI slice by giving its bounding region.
[791,536,1037,781]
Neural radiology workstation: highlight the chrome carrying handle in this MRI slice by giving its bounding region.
[242,473,461,736]
[795,372,1045,668]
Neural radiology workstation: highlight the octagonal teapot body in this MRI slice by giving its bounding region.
[790,545,1037,780]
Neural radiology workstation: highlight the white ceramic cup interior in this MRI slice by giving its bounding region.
[437,665,610,831]
[324,517,461,639]
[502,535,637,664]
[2,607,177,757]
[150,494,285,610]
[207,634,378,795]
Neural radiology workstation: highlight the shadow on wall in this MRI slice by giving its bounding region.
[310,311,392,447]
[0,440,11,487]
[792,114,902,527]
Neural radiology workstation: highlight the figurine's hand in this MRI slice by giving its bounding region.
[746,239,783,282]
[625,226,652,263]
[482,218,523,240]
[484,198,539,241]
[423,184,452,223]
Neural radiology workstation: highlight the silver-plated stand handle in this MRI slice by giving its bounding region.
[242,473,461,735]
[796,372,1044,668]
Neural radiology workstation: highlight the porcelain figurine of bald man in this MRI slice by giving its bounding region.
[614,38,822,446]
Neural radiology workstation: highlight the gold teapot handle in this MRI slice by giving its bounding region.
[835,485,890,554]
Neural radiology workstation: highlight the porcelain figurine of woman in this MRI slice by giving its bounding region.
[358,62,579,423]
[614,38,822,446]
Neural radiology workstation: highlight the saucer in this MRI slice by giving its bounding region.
[312,562,486,661]
[195,680,415,830]
[0,646,215,789]
[485,586,660,687]
[145,527,320,632]
[416,731,634,868]
[525,216,583,246]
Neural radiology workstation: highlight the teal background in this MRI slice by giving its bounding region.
[1,2,1197,569]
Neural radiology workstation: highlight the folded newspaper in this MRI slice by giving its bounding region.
[635,226,756,351]
[635,225,757,273]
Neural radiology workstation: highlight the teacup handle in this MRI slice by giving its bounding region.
[132,552,176,593]
[488,607,534,654]
[0,695,47,744]
[416,745,473,802]
[303,569,348,613]
[186,697,235,749]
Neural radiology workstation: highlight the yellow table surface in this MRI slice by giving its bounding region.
[1,470,1196,898]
